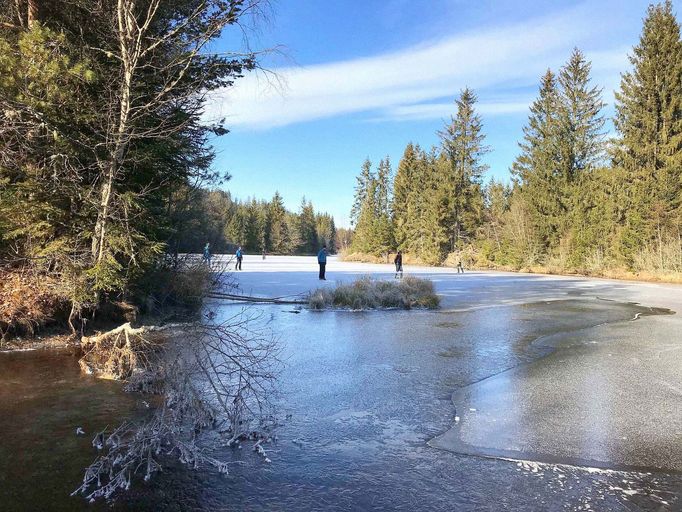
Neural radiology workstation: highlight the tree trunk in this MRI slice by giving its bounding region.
[91,0,136,263]
[92,165,116,262]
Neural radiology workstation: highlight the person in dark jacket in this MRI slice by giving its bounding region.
[317,245,328,280]
[236,246,243,270]
[394,250,403,279]
[202,242,211,266]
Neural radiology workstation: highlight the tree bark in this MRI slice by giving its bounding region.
[91,0,136,263]
[27,0,37,26]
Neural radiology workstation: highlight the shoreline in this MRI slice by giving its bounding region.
[339,252,682,285]
[0,333,76,353]
[4,259,682,353]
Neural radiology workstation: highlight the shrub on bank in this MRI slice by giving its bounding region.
[0,258,215,344]
[308,276,440,310]
[0,270,71,341]
[141,262,211,313]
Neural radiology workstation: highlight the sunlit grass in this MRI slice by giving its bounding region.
[308,276,440,310]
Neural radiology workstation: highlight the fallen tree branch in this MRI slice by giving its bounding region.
[206,292,307,305]
[79,322,192,379]
[74,312,281,501]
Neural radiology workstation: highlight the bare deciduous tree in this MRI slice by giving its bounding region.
[90,0,270,265]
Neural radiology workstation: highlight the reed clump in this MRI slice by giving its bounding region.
[309,276,440,310]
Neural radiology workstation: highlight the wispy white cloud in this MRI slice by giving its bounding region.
[370,99,535,123]
[205,3,631,131]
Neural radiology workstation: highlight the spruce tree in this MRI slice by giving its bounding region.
[393,143,417,250]
[328,216,337,253]
[403,145,428,256]
[555,48,606,258]
[438,88,490,250]
[244,199,261,251]
[257,201,272,253]
[614,0,682,258]
[315,213,337,253]
[512,69,563,249]
[419,150,450,263]
[297,198,318,254]
[350,159,379,254]
[374,157,395,256]
[350,158,373,227]
[557,49,606,184]
[268,192,289,254]
[482,179,511,258]
[226,207,247,248]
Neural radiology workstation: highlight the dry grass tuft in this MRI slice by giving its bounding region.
[309,276,440,310]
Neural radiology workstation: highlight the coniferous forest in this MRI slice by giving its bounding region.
[187,190,337,255]
[349,2,682,278]
[0,1,337,337]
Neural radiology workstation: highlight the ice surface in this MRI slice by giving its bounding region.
[225,256,682,471]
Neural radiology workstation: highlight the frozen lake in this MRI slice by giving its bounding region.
[1,256,681,510]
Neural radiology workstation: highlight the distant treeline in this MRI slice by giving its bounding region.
[350,2,682,277]
[177,190,338,255]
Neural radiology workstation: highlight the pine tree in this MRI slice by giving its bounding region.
[557,49,606,184]
[268,192,289,254]
[393,143,417,250]
[438,88,490,250]
[512,69,563,249]
[614,0,682,259]
[350,158,373,227]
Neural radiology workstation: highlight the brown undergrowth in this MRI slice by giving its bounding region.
[0,269,71,341]
[0,258,215,346]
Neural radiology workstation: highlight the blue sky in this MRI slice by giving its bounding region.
[206,0,675,227]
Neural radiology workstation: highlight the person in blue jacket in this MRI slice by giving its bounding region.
[317,245,328,280]
[235,246,243,270]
